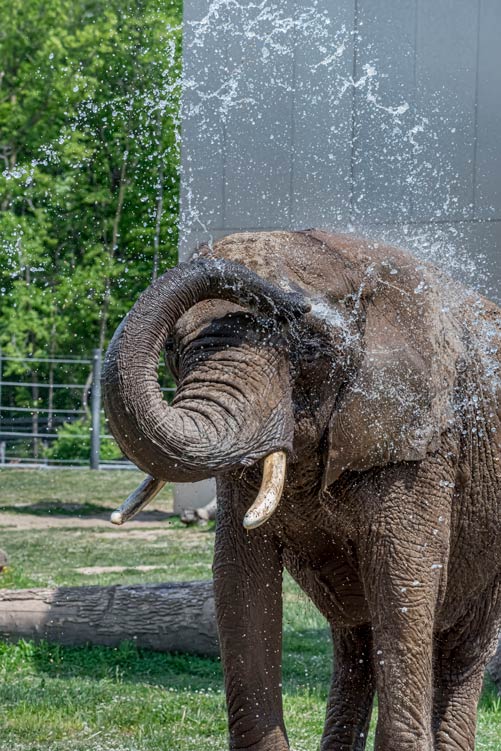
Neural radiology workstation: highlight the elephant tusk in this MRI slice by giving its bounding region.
[243,451,287,530]
[110,476,166,525]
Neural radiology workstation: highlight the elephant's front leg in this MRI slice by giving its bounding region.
[369,614,434,751]
[321,624,375,751]
[214,483,288,751]
[361,543,442,751]
[355,459,456,751]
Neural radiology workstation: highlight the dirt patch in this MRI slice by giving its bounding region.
[91,528,214,549]
[95,529,174,541]
[75,564,168,575]
[0,511,174,531]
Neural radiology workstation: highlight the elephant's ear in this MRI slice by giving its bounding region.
[322,262,463,490]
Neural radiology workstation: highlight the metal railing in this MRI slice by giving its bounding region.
[0,349,175,469]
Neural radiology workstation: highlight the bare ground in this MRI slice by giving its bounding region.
[0,509,173,530]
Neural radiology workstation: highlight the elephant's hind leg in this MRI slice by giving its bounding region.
[321,624,375,751]
[433,582,501,751]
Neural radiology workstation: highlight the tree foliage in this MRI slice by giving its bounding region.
[0,0,182,361]
[0,0,182,456]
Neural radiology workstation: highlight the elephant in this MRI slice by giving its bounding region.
[102,229,501,751]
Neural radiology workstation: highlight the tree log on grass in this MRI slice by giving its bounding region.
[0,581,218,656]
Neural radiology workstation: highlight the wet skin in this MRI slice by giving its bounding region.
[104,230,501,751]
[215,433,501,751]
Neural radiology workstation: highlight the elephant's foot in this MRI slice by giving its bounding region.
[321,736,368,751]
[230,725,289,751]
[374,727,433,751]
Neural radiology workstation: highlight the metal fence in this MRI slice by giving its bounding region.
[0,349,175,469]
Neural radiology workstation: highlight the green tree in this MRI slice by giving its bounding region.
[0,0,182,357]
[0,0,182,458]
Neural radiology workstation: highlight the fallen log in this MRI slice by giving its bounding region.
[6,581,498,685]
[0,580,218,656]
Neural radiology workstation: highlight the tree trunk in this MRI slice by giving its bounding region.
[0,581,218,656]
[46,322,57,432]
[31,371,39,460]
[151,112,165,283]
[151,163,164,283]
[98,147,129,353]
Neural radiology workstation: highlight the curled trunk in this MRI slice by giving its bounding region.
[103,258,308,482]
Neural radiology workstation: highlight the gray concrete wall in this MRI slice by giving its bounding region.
[179,0,500,299]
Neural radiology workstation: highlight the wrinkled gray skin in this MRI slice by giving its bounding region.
[103,230,501,751]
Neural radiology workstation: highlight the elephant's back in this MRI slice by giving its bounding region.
[477,297,501,405]
[201,228,449,303]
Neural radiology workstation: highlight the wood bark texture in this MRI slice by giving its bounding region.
[0,580,218,656]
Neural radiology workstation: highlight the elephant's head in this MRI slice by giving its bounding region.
[102,257,310,528]
[103,229,466,529]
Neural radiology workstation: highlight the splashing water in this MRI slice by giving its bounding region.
[1,0,499,348]
[180,0,499,306]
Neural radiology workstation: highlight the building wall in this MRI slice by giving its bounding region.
[179,0,500,301]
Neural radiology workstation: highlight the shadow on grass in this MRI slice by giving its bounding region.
[480,674,501,710]
[1,639,224,695]
[0,627,332,695]
[27,640,224,688]
[0,501,175,522]
[0,502,116,517]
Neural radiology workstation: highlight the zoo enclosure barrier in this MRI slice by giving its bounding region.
[0,349,175,469]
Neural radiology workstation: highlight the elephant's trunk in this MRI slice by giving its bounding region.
[102,258,308,485]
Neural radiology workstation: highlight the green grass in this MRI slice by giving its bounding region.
[0,521,213,589]
[0,468,172,513]
[0,470,500,750]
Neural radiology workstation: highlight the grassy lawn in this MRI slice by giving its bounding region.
[0,469,500,750]
[0,468,160,514]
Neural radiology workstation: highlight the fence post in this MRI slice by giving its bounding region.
[0,347,3,465]
[90,349,102,470]
[0,346,2,432]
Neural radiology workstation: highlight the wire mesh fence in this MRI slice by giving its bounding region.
[0,349,175,469]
